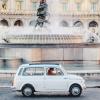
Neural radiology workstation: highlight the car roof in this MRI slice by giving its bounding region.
[20,63,61,68]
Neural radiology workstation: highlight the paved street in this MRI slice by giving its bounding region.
[0,87,100,100]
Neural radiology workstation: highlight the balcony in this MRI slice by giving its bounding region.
[0,10,37,15]
[0,9,100,16]
[60,11,100,16]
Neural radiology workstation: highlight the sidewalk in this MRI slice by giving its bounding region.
[85,78,100,88]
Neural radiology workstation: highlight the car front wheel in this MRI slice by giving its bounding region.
[69,84,82,97]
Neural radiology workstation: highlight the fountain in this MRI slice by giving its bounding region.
[84,28,100,43]
[0,0,100,70]
[0,0,84,44]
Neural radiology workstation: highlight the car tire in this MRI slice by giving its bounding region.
[22,85,34,97]
[69,84,82,97]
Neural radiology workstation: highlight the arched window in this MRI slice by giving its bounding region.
[89,21,98,27]
[73,21,83,27]
[0,19,9,26]
[60,21,69,27]
[29,20,36,26]
[14,20,23,26]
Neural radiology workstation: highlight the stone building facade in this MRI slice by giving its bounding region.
[0,0,100,69]
[0,0,100,31]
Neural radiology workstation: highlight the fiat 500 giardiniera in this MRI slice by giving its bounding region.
[12,64,86,97]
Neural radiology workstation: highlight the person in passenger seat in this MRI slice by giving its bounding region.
[48,68,56,75]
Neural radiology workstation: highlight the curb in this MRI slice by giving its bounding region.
[87,86,100,88]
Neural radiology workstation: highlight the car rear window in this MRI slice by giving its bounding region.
[22,67,44,76]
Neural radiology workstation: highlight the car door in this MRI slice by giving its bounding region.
[44,67,68,91]
[22,67,45,91]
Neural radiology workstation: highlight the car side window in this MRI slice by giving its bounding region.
[47,67,63,76]
[56,68,64,75]
[35,67,44,75]
[18,68,23,76]
[22,67,44,76]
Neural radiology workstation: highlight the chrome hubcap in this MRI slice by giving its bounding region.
[24,87,32,96]
[72,87,80,96]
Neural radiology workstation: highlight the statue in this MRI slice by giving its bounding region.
[86,28,99,43]
[1,0,8,10]
[2,3,6,9]
[35,0,49,28]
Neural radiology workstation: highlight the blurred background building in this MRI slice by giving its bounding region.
[0,0,99,32]
[0,0,100,70]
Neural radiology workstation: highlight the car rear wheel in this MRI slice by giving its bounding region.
[22,86,34,97]
[69,84,82,97]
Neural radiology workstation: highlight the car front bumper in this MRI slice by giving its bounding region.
[11,86,21,92]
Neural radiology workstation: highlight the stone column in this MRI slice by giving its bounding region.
[10,0,15,12]
[25,0,31,11]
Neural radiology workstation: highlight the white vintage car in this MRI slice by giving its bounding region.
[13,64,85,97]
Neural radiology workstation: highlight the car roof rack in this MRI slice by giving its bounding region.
[29,63,59,65]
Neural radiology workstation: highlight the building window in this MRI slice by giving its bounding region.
[76,3,81,11]
[62,3,68,12]
[61,0,68,12]
[32,2,37,10]
[75,0,82,11]
[31,0,38,11]
[16,0,23,11]
[90,0,98,12]
[91,3,97,12]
